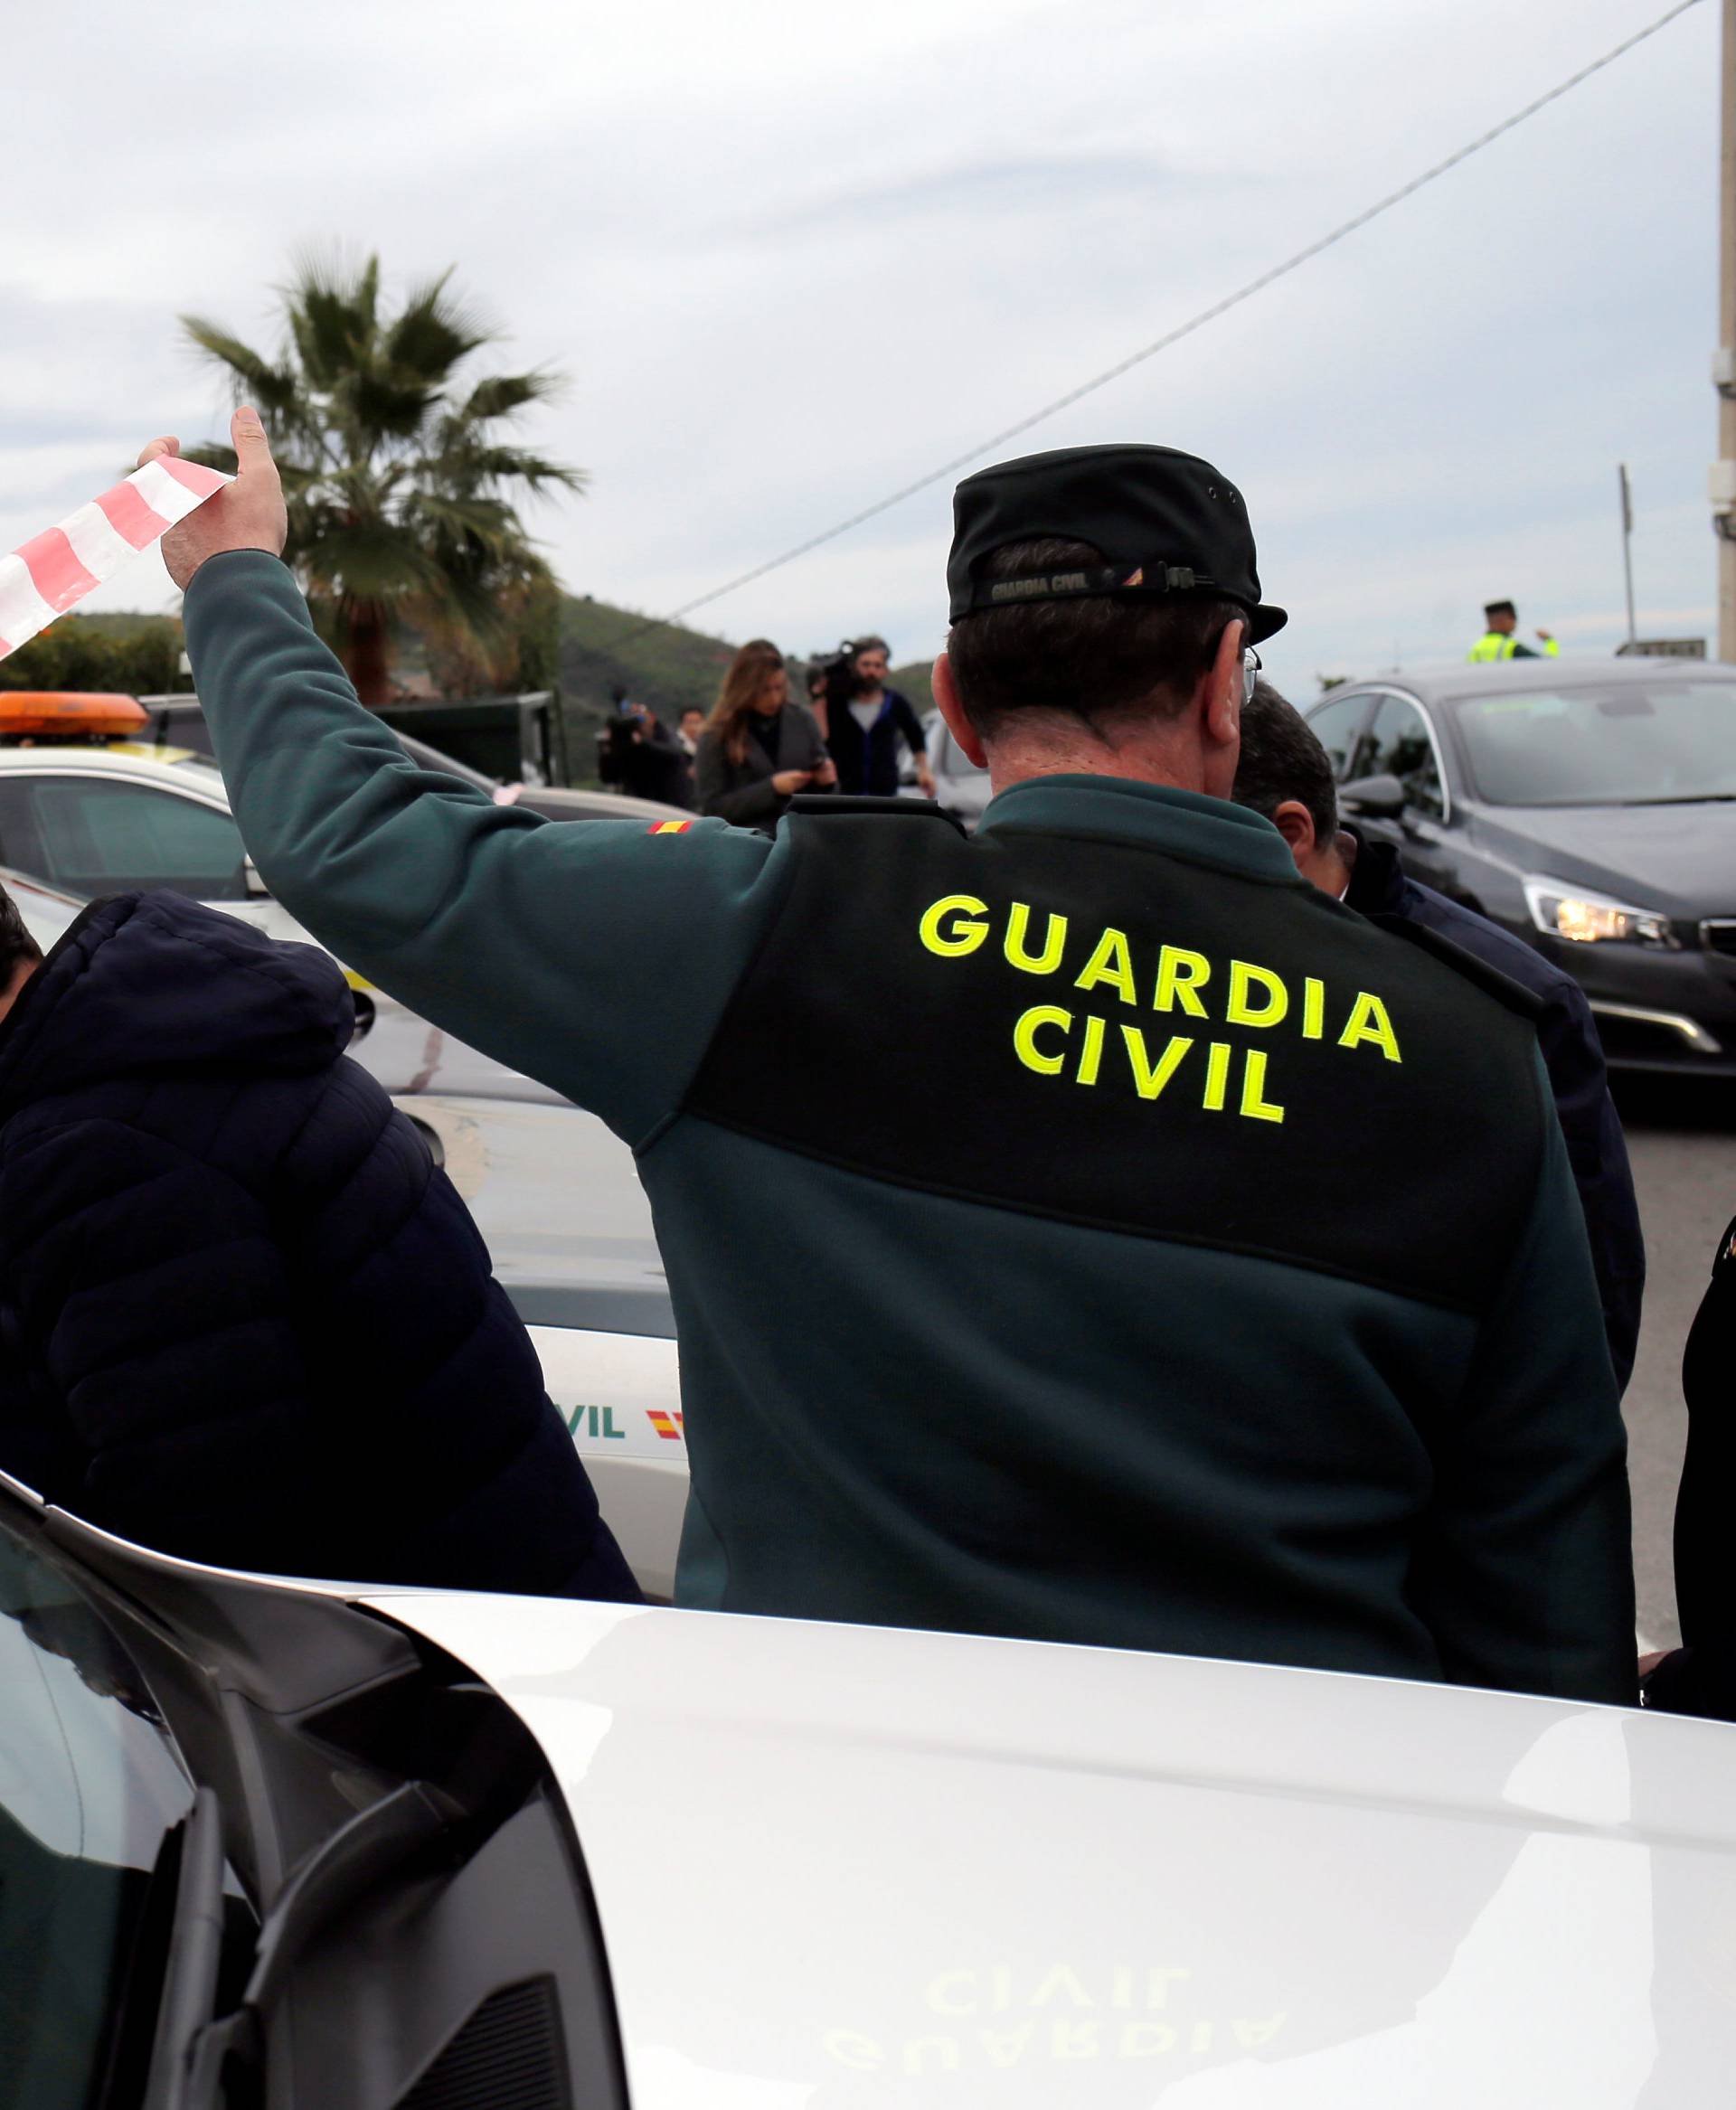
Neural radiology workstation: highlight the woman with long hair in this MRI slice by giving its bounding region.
[695,638,835,830]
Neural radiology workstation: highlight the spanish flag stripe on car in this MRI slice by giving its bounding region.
[649,819,693,835]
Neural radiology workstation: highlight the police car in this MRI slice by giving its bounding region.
[0,691,679,1105]
[403,1092,688,1597]
[4,1458,1731,2108]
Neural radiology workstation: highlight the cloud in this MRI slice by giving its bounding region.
[0,0,1720,685]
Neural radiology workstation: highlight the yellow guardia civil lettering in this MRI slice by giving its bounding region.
[1005,900,1068,974]
[1075,927,1137,1003]
[920,895,991,956]
[1226,960,1287,1029]
[1154,945,1211,1017]
[1338,991,1402,1062]
[914,894,1404,1126]
[1013,1004,1072,1075]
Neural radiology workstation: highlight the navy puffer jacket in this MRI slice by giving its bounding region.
[0,891,638,1601]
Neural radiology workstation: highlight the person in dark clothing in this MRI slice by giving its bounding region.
[1231,682,1646,1392]
[822,636,937,798]
[1640,1217,1736,1718]
[597,695,695,809]
[0,884,639,1601]
[695,637,835,831]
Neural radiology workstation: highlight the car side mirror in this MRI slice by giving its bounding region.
[1338,772,1408,820]
[242,855,270,900]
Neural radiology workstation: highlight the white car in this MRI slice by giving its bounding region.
[4,1465,1731,2109]
[0,738,567,1103]
[402,1093,689,1597]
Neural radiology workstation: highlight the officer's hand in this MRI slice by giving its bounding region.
[1536,628,1553,643]
[772,768,815,796]
[138,406,288,590]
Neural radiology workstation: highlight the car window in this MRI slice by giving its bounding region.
[1362,696,1447,819]
[0,1528,194,2110]
[0,778,249,900]
[1451,680,1736,805]
[145,708,218,761]
[1302,694,1373,779]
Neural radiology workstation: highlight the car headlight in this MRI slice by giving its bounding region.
[1523,876,1677,948]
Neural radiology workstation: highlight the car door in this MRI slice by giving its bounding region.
[0,1474,629,2110]
[1345,693,1458,892]
[0,1525,204,2110]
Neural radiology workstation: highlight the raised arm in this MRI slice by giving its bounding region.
[156,415,780,1142]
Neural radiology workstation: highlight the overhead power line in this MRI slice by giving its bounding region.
[611,0,1705,647]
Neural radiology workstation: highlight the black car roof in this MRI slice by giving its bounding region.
[1337,658,1736,710]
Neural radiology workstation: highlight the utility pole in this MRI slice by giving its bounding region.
[1618,463,1637,646]
[1717,0,1736,660]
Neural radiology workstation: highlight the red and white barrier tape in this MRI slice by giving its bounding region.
[0,456,230,660]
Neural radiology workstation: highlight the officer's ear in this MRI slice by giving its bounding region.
[933,651,988,770]
[1202,619,1245,755]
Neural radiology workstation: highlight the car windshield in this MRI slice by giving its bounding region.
[1450,680,1736,806]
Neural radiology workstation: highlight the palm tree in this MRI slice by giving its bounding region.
[180,254,584,705]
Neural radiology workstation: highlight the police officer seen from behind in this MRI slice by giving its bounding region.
[1231,679,1646,1394]
[157,414,1634,1703]
[1469,598,1559,662]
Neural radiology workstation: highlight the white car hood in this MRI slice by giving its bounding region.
[368,1593,1736,2106]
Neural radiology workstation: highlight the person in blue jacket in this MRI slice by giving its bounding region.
[0,883,638,1601]
[146,412,1634,1702]
[1231,680,1646,1393]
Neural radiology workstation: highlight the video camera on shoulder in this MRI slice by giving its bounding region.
[808,641,864,717]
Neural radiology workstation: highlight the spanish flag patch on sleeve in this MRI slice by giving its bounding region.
[649,818,694,834]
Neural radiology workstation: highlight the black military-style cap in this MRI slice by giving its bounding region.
[947,442,1288,643]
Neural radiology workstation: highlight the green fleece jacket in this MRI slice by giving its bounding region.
[185,552,1635,1702]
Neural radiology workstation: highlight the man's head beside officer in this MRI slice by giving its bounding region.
[156,418,1635,1704]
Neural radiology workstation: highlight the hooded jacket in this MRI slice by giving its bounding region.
[0,890,637,1600]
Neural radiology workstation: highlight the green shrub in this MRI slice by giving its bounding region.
[0,614,182,696]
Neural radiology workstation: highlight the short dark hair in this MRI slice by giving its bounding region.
[0,884,42,986]
[1231,680,1338,848]
[946,538,1246,739]
[850,635,890,662]
[1483,599,1515,622]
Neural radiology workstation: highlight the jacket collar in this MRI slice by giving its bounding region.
[1340,823,1410,918]
[976,774,1302,883]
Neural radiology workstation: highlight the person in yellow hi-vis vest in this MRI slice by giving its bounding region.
[1469,598,1559,662]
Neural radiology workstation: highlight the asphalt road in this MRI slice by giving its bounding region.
[1614,1075,1734,1650]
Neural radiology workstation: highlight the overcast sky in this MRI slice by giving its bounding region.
[1,0,1721,693]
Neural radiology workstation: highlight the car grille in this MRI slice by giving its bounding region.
[1703,920,1736,958]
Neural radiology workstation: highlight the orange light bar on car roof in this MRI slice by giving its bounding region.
[0,692,148,738]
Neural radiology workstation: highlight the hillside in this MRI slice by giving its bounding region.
[887,660,934,718]
[558,590,938,752]
[558,594,738,729]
